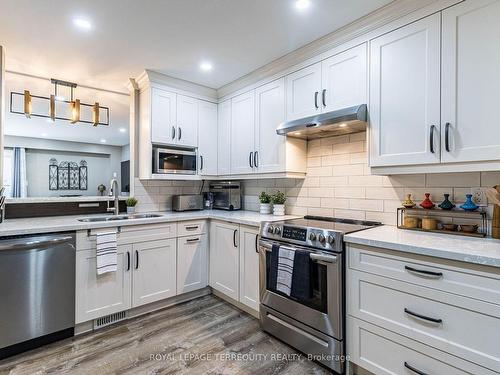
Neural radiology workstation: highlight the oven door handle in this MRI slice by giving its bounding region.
[310,253,338,263]
[259,241,338,263]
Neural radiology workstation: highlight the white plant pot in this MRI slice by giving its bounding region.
[273,204,285,216]
[127,206,136,214]
[260,203,272,214]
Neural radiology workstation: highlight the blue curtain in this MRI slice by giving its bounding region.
[12,147,22,198]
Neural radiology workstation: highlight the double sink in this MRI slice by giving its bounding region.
[78,213,164,222]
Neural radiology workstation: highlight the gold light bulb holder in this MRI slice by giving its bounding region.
[24,90,32,118]
[49,94,56,122]
[92,102,99,126]
[70,99,80,124]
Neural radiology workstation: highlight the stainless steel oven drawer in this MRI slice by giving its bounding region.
[260,304,344,374]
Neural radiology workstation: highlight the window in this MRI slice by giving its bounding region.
[3,149,13,198]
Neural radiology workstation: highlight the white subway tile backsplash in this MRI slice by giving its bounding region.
[426,172,480,188]
[131,133,497,226]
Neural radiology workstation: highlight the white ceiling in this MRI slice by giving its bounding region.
[0,0,393,92]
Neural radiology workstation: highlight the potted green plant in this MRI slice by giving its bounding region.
[259,191,272,214]
[125,197,138,214]
[271,191,286,216]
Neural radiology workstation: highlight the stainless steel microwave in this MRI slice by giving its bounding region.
[153,147,197,175]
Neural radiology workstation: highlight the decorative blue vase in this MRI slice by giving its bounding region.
[438,194,455,210]
[459,194,479,212]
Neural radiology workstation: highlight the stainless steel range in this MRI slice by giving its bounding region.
[258,216,381,373]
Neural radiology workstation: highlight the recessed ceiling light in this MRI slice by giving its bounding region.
[119,128,127,133]
[100,139,106,143]
[339,123,347,128]
[200,61,213,72]
[73,18,92,31]
[295,0,311,10]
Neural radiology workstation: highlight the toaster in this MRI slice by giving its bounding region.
[172,194,204,211]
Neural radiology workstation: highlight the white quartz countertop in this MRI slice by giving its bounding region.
[0,210,299,237]
[345,225,500,268]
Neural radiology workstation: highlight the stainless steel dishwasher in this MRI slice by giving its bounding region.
[0,232,76,359]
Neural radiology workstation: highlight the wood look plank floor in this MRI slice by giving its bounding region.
[0,295,331,375]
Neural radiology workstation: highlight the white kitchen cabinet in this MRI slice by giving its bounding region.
[369,14,441,167]
[176,94,198,147]
[177,234,208,294]
[441,0,500,163]
[285,62,322,121]
[75,244,132,324]
[321,44,367,112]
[209,221,239,300]
[132,238,177,307]
[151,88,177,145]
[230,90,255,175]
[239,226,260,311]
[198,101,218,175]
[255,78,286,174]
[217,100,231,175]
[254,78,307,175]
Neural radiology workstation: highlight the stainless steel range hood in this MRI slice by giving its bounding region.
[276,104,367,140]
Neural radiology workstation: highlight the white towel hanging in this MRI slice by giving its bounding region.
[96,229,118,275]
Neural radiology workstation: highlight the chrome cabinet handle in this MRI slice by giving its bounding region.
[200,155,204,171]
[185,225,199,231]
[404,308,442,324]
[310,253,338,263]
[178,126,182,140]
[135,250,139,270]
[314,91,319,109]
[233,229,238,248]
[249,152,254,168]
[429,125,436,154]
[254,151,258,168]
[404,362,429,375]
[445,122,451,152]
[322,89,326,107]
[172,126,176,140]
[405,265,443,278]
[126,251,130,271]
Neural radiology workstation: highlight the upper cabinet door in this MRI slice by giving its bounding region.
[285,62,322,121]
[198,101,218,175]
[255,78,286,174]
[176,94,198,147]
[322,44,367,111]
[151,88,177,145]
[230,90,255,175]
[217,100,231,175]
[441,0,500,163]
[369,14,441,167]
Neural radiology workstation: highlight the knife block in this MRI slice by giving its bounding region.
[493,186,500,239]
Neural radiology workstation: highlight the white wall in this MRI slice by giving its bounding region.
[5,135,126,197]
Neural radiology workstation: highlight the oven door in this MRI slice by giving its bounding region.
[259,239,343,340]
[155,148,197,174]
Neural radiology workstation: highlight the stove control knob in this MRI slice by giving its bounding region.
[309,232,316,241]
[328,235,335,245]
[267,226,274,234]
[318,233,326,244]
[274,227,282,235]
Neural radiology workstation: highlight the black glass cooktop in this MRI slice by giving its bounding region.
[282,215,382,234]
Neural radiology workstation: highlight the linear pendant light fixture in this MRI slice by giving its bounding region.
[13,78,109,126]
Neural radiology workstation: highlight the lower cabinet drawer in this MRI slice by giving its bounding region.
[177,220,207,237]
[348,317,495,375]
[348,270,500,372]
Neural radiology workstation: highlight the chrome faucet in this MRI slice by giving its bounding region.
[107,173,120,215]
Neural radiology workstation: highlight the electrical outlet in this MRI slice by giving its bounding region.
[472,188,487,207]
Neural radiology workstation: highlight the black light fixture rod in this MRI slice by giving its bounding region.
[50,78,77,88]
